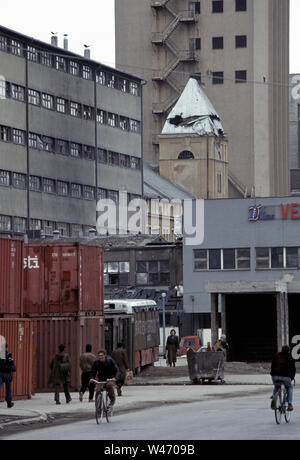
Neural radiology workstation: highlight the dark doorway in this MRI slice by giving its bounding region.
[225,294,277,362]
[288,294,300,345]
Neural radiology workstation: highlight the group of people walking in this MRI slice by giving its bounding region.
[48,342,130,408]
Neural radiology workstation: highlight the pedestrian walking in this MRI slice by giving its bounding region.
[111,342,130,396]
[0,344,16,408]
[49,344,72,405]
[79,344,97,402]
[166,329,179,367]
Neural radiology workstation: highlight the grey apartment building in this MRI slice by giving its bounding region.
[0,26,143,237]
[115,0,290,198]
[184,196,300,362]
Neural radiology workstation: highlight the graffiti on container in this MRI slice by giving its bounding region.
[0,335,6,359]
[18,324,24,344]
[24,256,40,270]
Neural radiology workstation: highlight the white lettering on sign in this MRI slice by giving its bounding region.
[24,256,40,270]
[62,253,76,257]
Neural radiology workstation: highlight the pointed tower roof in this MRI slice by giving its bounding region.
[161,77,225,137]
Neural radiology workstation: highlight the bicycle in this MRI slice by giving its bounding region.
[90,379,115,424]
[273,380,293,425]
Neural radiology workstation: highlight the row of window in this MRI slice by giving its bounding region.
[0,214,94,237]
[0,124,141,169]
[194,247,300,271]
[211,70,247,85]
[189,0,247,14]
[0,80,141,131]
[0,35,140,96]
[190,35,247,51]
[0,168,139,204]
[104,260,170,286]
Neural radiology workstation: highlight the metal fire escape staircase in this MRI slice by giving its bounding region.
[151,0,198,116]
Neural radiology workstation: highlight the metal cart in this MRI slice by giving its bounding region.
[187,349,225,384]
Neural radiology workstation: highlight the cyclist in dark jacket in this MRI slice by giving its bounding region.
[0,345,16,408]
[270,345,296,412]
[91,349,119,411]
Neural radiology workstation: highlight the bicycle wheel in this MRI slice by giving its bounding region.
[284,390,292,424]
[274,389,283,425]
[95,393,104,425]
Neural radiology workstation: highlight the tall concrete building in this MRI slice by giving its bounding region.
[0,25,143,238]
[115,0,290,198]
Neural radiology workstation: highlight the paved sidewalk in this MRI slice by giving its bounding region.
[0,374,272,431]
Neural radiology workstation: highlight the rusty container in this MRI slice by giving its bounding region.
[23,242,104,316]
[34,316,105,391]
[0,319,36,401]
[0,237,24,317]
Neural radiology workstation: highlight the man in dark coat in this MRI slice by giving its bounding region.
[90,349,119,412]
[270,345,296,411]
[166,330,179,367]
[0,344,16,408]
[111,343,130,396]
[49,344,72,405]
[79,344,97,402]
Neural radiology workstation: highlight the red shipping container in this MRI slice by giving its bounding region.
[0,319,36,401]
[0,238,23,317]
[34,316,105,391]
[23,242,104,316]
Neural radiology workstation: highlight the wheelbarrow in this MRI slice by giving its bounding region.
[187,348,225,384]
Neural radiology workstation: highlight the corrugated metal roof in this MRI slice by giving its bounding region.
[161,77,225,137]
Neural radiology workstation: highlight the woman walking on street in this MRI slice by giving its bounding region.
[166,330,179,367]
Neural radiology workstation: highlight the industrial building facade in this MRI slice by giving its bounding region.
[183,196,300,362]
[115,0,290,198]
[0,26,143,237]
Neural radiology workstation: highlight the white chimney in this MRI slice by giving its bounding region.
[63,34,68,50]
[84,45,91,59]
[51,33,58,47]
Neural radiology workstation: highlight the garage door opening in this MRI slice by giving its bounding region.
[288,294,300,345]
[225,294,277,362]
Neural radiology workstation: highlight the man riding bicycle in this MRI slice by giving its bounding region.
[90,349,119,413]
[270,345,296,412]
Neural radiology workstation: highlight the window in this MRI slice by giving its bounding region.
[107,112,116,127]
[0,78,5,99]
[14,217,26,233]
[71,224,82,237]
[212,37,224,49]
[97,110,106,124]
[12,129,25,145]
[194,248,250,271]
[189,2,201,14]
[55,56,67,72]
[30,219,42,231]
[212,0,223,13]
[69,61,80,76]
[119,116,129,131]
[189,38,201,52]
[120,154,131,168]
[43,220,56,236]
[83,185,95,200]
[83,145,95,160]
[107,190,119,203]
[0,36,8,51]
[56,139,69,155]
[43,178,56,194]
[97,71,106,86]
[209,249,221,270]
[236,0,247,11]
[136,261,170,285]
[70,101,81,117]
[82,65,92,80]
[42,136,54,152]
[29,176,41,192]
[178,151,194,160]
[212,72,224,85]
[129,81,139,96]
[119,78,128,92]
[256,248,269,269]
[0,126,10,142]
[130,157,141,170]
[70,183,82,198]
[235,70,247,83]
[97,188,107,200]
[57,223,69,236]
[70,142,81,158]
[57,180,69,196]
[29,133,44,150]
[107,73,116,88]
[130,119,140,133]
[12,173,26,189]
[11,40,22,56]
[56,97,67,113]
[83,105,94,120]
[236,248,250,269]
[98,148,107,163]
[11,84,25,101]
[0,215,11,232]
[41,93,54,110]
[40,51,52,67]
[104,262,130,286]
[286,248,299,269]
[0,170,10,186]
[271,248,284,269]
[217,173,222,193]
[108,151,119,166]
[27,46,38,62]
[236,35,247,48]
[28,89,40,106]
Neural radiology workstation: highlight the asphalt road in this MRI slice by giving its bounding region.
[3,388,300,441]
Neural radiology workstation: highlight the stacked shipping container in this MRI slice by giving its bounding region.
[0,238,23,318]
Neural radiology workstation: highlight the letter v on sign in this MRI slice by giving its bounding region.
[280,204,289,220]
